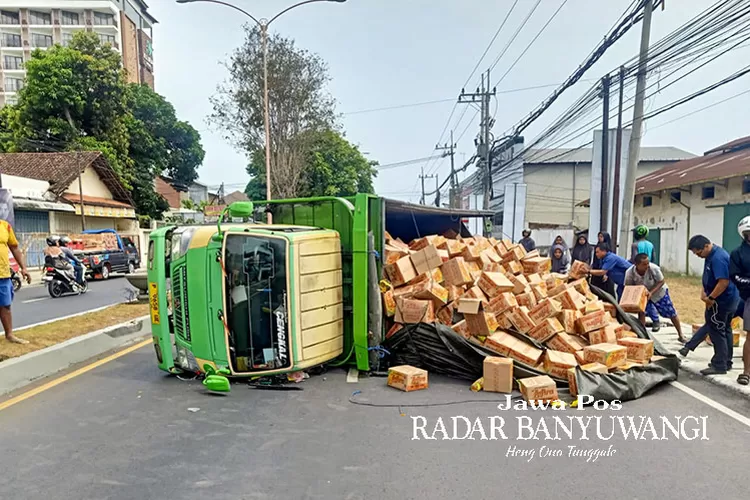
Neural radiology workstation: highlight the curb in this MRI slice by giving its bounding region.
[678,358,750,399]
[0,315,151,396]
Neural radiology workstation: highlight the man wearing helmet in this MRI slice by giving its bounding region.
[730,216,750,386]
[58,236,84,285]
[630,224,654,262]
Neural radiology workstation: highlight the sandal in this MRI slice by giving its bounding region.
[738,374,750,386]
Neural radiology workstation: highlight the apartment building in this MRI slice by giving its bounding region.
[0,0,157,106]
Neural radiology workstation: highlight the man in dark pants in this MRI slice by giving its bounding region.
[730,215,750,385]
[680,235,740,376]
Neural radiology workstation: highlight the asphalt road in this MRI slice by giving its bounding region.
[1,344,749,500]
[12,276,137,328]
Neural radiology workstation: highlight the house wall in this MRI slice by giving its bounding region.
[633,175,750,276]
[525,161,671,229]
[64,166,113,199]
[51,212,137,234]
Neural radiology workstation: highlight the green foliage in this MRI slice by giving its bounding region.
[1,32,204,220]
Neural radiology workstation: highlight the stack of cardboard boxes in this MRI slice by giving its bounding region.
[382,231,663,402]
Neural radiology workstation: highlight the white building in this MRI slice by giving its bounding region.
[0,0,156,105]
[632,135,750,276]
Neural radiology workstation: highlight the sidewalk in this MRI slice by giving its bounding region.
[649,320,750,398]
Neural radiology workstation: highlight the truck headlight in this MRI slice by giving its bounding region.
[171,228,196,261]
[175,345,199,373]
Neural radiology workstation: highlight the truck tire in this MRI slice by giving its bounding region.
[101,263,111,280]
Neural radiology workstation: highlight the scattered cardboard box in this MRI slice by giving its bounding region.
[385,256,418,287]
[528,317,564,343]
[387,365,428,392]
[483,357,513,393]
[620,285,649,313]
[583,343,628,368]
[567,362,608,397]
[617,338,654,364]
[518,375,558,403]
[544,350,578,379]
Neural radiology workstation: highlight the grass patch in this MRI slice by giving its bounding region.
[664,272,705,325]
[0,302,149,362]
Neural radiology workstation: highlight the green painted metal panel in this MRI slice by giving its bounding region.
[147,226,174,372]
[648,228,661,265]
[723,203,750,252]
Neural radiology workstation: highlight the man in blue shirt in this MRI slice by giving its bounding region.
[679,235,740,375]
[589,243,632,299]
[630,225,654,262]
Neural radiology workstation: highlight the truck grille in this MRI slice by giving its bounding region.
[172,265,191,342]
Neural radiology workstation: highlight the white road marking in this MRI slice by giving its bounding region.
[22,297,48,304]
[670,381,750,428]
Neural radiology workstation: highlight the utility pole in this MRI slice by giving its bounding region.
[618,0,653,258]
[434,175,440,207]
[435,131,456,207]
[600,73,611,234]
[458,69,496,210]
[419,167,437,205]
[611,66,626,251]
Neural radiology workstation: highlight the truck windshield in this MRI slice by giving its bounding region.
[224,234,290,373]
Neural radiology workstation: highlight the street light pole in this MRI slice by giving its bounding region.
[176,0,347,224]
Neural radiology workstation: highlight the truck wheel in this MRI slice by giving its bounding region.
[101,263,111,280]
[127,262,135,274]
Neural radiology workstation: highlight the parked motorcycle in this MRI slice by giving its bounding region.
[44,262,88,298]
[9,252,21,292]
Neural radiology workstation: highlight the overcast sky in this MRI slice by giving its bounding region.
[150,0,750,202]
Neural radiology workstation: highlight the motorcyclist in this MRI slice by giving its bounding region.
[730,216,750,386]
[43,235,63,260]
[59,236,84,285]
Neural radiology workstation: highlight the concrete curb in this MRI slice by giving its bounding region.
[0,315,151,396]
[677,358,750,399]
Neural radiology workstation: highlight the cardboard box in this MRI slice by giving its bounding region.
[385,245,409,265]
[531,282,548,302]
[437,302,456,325]
[461,245,484,262]
[385,322,403,339]
[506,260,524,275]
[390,238,410,251]
[456,297,482,314]
[485,332,543,366]
[446,284,464,302]
[611,361,640,371]
[522,249,540,260]
[395,298,435,324]
[548,283,568,297]
[387,365,428,392]
[485,331,513,357]
[466,312,500,336]
[483,262,504,273]
[583,343,628,368]
[589,324,618,345]
[522,257,552,275]
[576,310,610,333]
[503,245,527,262]
[528,317,564,343]
[620,285,649,313]
[441,257,474,286]
[451,319,471,339]
[617,338,654,363]
[465,260,482,273]
[530,298,564,324]
[567,362,608,397]
[444,239,467,257]
[463,285,489,304]
[477,272,515,298]
[516,291,538,309]
[413,281,449,306]
[584,301,605,314]
[410,245,443,276]
[507,273,530,295]
[560,288,586,311]
[486,292,518,315]
[569,260,590,279]
[574,350,587,364]
[443,229,459,240]
[544,350,578,379]
[546,332,587,354]
[481,248,502,264]
[385,256,418,287]
[410,236,446,252]
[483,357,514,393]
[383,289,396,317]
[518,375,558,403]
[497,311,514,330]
[558,309,581,333]
[436,249,450,264]
[732,317,743,331]
[509,306,536,334]
[569,278,591,297]
[431,267,444,284]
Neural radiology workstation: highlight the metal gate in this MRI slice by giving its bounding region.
[723,203,750,252]
[648,227,661,266]
[14,210,50,268]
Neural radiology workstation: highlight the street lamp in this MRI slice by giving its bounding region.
[177,0,347,223]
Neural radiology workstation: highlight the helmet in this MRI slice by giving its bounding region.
[59,236,72,247]
[46,235,60,247]
[634,224,649,239]
[738,216,750,238]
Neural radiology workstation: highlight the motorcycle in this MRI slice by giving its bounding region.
[9,252,21,292]
[44,260,88,298]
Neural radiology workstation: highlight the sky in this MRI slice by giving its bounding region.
[150,0,750,202]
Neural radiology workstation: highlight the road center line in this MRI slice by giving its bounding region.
[22,298,48,304]
[0,338,152,413]
[670,381,750,428]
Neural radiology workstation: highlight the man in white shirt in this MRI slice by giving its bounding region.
[625,253,685,342]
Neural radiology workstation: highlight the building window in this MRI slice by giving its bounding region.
[3,55,22,70]
[61,11,80,26]
[4,76,24,92]
[702,186,715,200]
[1,33,21,47]
[93,12,116,26]
[98,33,116,46]
[61,32,74,46]
[743,179,750,195]
[642,196,653,208]
[5,95,18,105]
[29,10,52,25]
[31,33,53,48]
[670,191,681,204]
[0,10,20,25]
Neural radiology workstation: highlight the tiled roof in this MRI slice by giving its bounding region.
[0,152,132,205]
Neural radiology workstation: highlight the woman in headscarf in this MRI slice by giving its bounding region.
[553,234,570,254]
[571,233,593,265]
[591,232,616,296]
[550,244,570,274]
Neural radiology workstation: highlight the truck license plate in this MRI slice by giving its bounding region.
[149,282,160,325]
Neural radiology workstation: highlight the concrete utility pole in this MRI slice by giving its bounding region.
[611,66,626,251]
[600,73,610,234]
[618,0,653,257]
[435,130,456,207]
[458,69,496,210]
[419,167,437,205]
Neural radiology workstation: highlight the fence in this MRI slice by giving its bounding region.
[16,232,47,268]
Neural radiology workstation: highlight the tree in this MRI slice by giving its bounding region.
[212,26,336,199]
